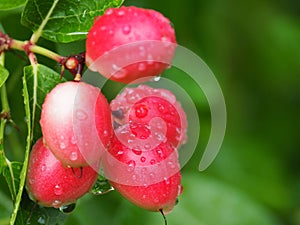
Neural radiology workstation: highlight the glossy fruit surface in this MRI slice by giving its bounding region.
[26,138,99,208]
[86,6,177,83]
[110,84,187,148]
[40,81,112,167]
[102,127,182,213]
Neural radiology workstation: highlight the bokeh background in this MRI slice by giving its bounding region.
[1,0,300,224]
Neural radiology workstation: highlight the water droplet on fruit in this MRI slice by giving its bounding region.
[132,149,142,155]
[135,104,148,118]
[54,184,63,196]
[127,160,136,172]
[153,76,161,82]
[156,149,164,158]
[158,103,166,113]
[147,54,154,65]
[71,136,77,144]
[138,62,146,71]
[52,200,62,208]
[161,36,172,47]
[70,152,78,161]
[60,142,66,150]
[105,8,113,15]
[149,172,155,179]
[132,174,137,181]
[103,130,109,137]
[117,10,125,16]
[150,159,156,165]
[139,46,146,57]
[154,198,160,203]
[59,203,76,214]
[92,31,97,36]
[41,164,46,172]
[108,29,114,35]
[76,109,88,120]
[168,161,176,169]
[122,25,131,35]
[117,150,124,156]
[142,194,147,199]
[140,156,146,163]
[164,177,170,185]
[100,26,107,31]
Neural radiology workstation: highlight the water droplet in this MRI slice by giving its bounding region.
[54,184,63,196]
[71,136,77,144]
[103,130,109,137]
[39,164,46,172]
[105,8,113,15]
[142,194,147,199]
[127,160,136,172]
[140,156,146,163]
[52,200,62,208]
[37,215,46,225]
[138,62,146,71]
[117,10,125,16]
[149,172,155,178]
[147,54,154,65]
[158,103,166,113]
[135,104,148,118]
[161,36,173,47]
[132,174,137,180]
[132,149,142,155]
[76,109,88,120]
[59,203,76,214]
[122,25,131,35]
[92,31,97,36]
[150,159,156,165]
[153,198,160,203]
[60,142,66,150]
[70,152,78,161]
[60,135,65,140]
[168,161,176,169]
[117,150,124,156]
[90,179,114,195]
[164,177,170,185]
[153,76,161,82]
[108,29,114,35]
[100,26,107,31]
[156,149,164,158]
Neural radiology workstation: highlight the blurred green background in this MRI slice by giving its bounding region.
[1,0,300,224]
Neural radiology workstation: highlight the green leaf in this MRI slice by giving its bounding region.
[0,0,26,11]
[21,0,124,43]
[2,161,23,201]
[24,64,66,143]
[0,190,12,224]
[0,65,9,89]
[15,191,68,225]
[113,174,281,225]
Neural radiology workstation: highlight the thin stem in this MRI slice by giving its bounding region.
[10,39,65,63]
[159,209,168,225]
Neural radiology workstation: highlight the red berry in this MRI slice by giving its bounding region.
[102,126,183,213]
[26,138,99,208]
[86,6,177,83]
[40,81,112,167]
[110,85,187,148]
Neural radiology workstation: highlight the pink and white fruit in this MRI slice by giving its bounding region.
[40,81,112,167]
[86,6,177,84]
[26,138,99,208]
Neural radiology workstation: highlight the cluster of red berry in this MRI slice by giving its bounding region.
[26,6,188,216]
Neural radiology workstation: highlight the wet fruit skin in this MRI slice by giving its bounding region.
[110,85,188,148]
[40,81,112,167]
[102,129,183,213]
[86,6,177,83]
[26,138,99,208]
[103,85,186,213]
